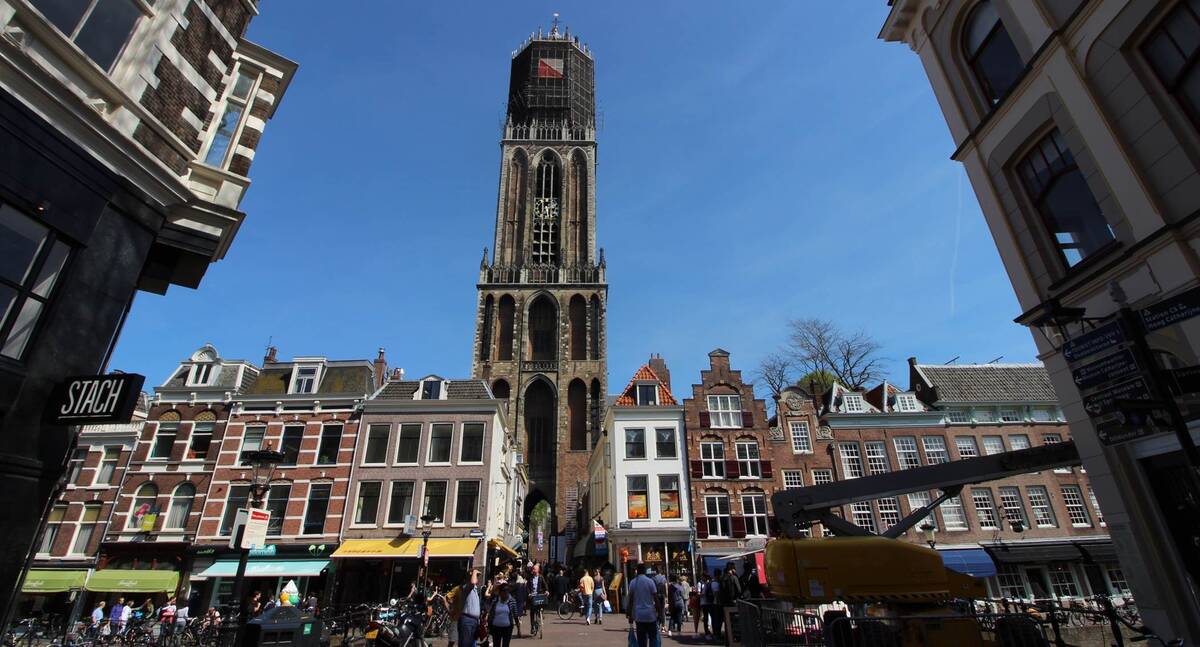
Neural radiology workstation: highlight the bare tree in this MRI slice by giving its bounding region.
[785,318,886,390]
[754,351,796,400]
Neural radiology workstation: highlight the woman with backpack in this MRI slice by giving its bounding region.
[487,583,518,647]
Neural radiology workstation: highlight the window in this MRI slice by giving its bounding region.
[265,484,289,536]
[1043,433,1071,472]
[700,442,725,478]
[947,408,971,424]
[789,421,812,453]
[659,475,681,519]
[70,504,101,555]
[67,449,87,485]
[1143,1,1200,127]
[126,482,158,530]
[877,498,901,529]
[421,380,443,400]
[204,67,260,168]
[219,485,250,536]
[188,363,214,386]
[531,157,561,264]
[940,495,969,531]
[422,481,448,524]
[894,437,922,469]
[1049,566,1080,597]
[704,494,731,537]
[625,428,646,459]
[428,424,452,463]
[955,436,979,459]
[1009,434,1031,451]
[317,425,342,465]
[975,408,997,423]
[707,395,743,428]
[895,394,919,412]
[742,494,769,537]
[843,393,865,413]
[28,0,144,70]
[240,426,265,463]
[736,440,761,478]
[280,426,303,466]
[354,482,382,525]
[636,384,657,406]
[962,0,1024,104]
[812,469,833,485]
[40,507,65,553]
[395,424,421,464]
[95,446,119,485]
[303,484,332,535]
[839,443,864,479]
[982,436,1005,455]
[1027,486,1057,527]
[1030,407,1054,422]
[165,483,195,530]
[454,481,480,524]
[865,441,890,474]
[460,423,485,463]
[627,476,649,519]
[1016,129,1115,267]
[654,428,677,458]
[998,486,1027,528]
[782,470,804,490]
[1000,408,1023,423]
[922,437,949,465]
[908,492,936,530]
[0,206,72,360]
[1088,486,1105,526]
[151,423,177,460]
[850,502,877,533]
[290,366,318,394]
[387,481,414,526]
[187,422,214,460]
[1061,485,1092,526]
[1106,565,1130,595]
[971,488,999,529]
[997,564,1030,599]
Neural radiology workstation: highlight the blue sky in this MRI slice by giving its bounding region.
[109,2,1040,399]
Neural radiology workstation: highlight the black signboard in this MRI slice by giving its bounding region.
[1138,285,1200,333]
[1168,365,1200,395]
[44,373,144,425]
[1082,377,1153,417]
[1095,402,1175,445]
[1062,320,1126,363]
[1071,349,1140,391]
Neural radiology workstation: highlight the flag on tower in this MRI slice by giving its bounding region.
[537,58,564,79]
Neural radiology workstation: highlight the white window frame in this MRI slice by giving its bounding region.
[895,394,919,412]
[850,501,877,533]
[735,440,761,479]
[1088,486,1105,527]
[707,395,743,428]
[782,470,804,490]
[352,481,383,527]
[922,436,949,465]
[700,441,725,478]
[997,486,1028,528]
[150,422,177,460]
[877,497,901,529]
[865,441,890,474]
[459,422,486,465]
[420,480,449,527]
[289,364,321,394]
[635,383,658,406]
[201,62,264,170]
[240,426,266,462]
[940,495,969,531]
[982,435,1006,456]
[427,423,454,465]
[1061,485,1092,527]
[1000,407,1024,423]
[907,491,936,530]
[362,424,390,466]
[1027,486,1057,528]
[955,436,978,459]
[164,483,195,531]
[789,421,812,453]
[625,427,647,460]
[1008,434,1031,451]
[996,564,1030,599]
[95,446,119,486]
[947,408,971,424]
[187,362,214,386]
[971,488,1000,530]
[704,494,731,537]
[843,393,865,413]
[1049,566,1081,598]
[811,469,833,485]
[974,407,997,423]
[68,504,101,556]
[741,493,769,537]
[27,0,152,72]
[384,480,415,528]
[394,423,422,466]
[894,436,921,469]
[839,442,864,479]
[1043,434,1072,472]
[452,480,481,526]
[654,427,678,459]
[627,475,649,520]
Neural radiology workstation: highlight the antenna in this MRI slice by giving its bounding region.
[944,356,959,365]
[987,355,1005,364]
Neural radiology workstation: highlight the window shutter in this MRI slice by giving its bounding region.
[695,518,709,539]
[725,459,740,479]
[699,411,711,428]
[761,459,774,479]
[768,515,780,536]
[731,516,747,538]
[742,411,754,428]
[689,460,703,479]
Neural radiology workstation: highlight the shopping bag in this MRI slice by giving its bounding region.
[603,600,612,613]
[628,626,638,647]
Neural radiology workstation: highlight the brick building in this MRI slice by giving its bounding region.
[0,0,294,618]
[683,349,773,572]
[332,375,518,604]
[769,383,836,537]
[192,349,381,609]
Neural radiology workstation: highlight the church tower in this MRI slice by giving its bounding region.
[472,20,606,557]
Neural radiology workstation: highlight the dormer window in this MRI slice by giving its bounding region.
[188,363,214,386]
[291,366,318,394]
[421,379,443,400]
[843,393,865,413]
[895,394,919,412]
[635,383,657,406]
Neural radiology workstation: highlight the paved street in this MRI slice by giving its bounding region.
[429,615,718,647]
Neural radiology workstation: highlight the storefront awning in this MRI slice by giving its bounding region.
[488,538,520,560]
[985,540,1114,565]
[332,538,479,559]
[719,548,764,561]
[196,559,329,579]
[939,548,997,578]
[22,569,87,593]
[85,569,179,593]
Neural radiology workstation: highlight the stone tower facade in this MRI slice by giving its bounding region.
[472,23,607,552]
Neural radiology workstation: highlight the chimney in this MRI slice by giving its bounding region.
[648,353,671,392]
[391,367,405,381]
[374,348,388,388]
[263,345,277,365]
[708,348,731,374]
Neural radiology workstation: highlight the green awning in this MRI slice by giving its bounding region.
[22,570,87,593]
[85,569,179,593]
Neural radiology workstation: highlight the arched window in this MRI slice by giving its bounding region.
[503,151,528,265]
[480,295,494,361]
[568,295,587,360]
[527,295,558,361]
[963,1,1023,105]
[568,379,587,450]
[497,295,515,361]
[589,295,602,360]
[524,380,557,487]
[166,483,196,530]
[531,155,561,265]
[570,150,589,264]
[127,482,158,529]
[492,379,510,400]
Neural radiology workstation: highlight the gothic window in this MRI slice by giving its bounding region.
[569,379,587,450]
[504,151,527,265]
[532,156,561,265]
[497,295,515,361]
[963,1,1024,105]
[524,380,556,478]
[492,379,510,400]
[589,294,601,360]
[569,295,587,360]
[527,294,557,361]
[480,295,494,361]
[570,150,588,264]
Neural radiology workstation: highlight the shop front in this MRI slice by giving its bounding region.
[331,538,480,604]
[607,529,693,593]
[189,544,333,611]
[15,569,89,630]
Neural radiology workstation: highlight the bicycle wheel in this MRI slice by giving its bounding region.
[557,599,574,621]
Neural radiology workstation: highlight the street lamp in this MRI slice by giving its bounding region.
[919,522,937,550]
[231,447,284,643]
[419,514,434,600]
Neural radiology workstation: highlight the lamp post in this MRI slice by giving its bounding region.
[230,447,284,643]
[920,522,937,550]
[419,514,434,600]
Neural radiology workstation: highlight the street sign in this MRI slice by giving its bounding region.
[1095,401,1175,445]
[1071,348,1140,391]
[44,373,145,425]
[1062,321,1126,363]
[1138,285,1200,333]
[618,521,633,529]
[230,508,270,550]
[1082,378,1153,417]
[468,529,484,538]
[403,514,416,536]
[1168,365,1200,395]
[536,529,544,550]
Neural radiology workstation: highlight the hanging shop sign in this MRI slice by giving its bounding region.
[45,373,145,425]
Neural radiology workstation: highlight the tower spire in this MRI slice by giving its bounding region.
[550,12,560,37]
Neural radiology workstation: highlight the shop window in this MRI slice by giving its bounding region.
[659,475,681,519]
[628,476,649,519]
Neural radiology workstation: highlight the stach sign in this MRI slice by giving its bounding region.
[45,373,144,425]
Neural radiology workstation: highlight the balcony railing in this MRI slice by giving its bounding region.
[480,263,605,285]
[505,119,595,142]
[522,360,558,373]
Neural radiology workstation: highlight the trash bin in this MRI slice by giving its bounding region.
[243,607,323,646]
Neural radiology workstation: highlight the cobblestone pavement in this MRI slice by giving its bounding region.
[432,613,726,647]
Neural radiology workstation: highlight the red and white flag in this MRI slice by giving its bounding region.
[537,58,564,79]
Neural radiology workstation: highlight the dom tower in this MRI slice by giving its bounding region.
[472,21,606,556]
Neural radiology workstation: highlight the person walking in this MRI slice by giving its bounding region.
[625,564,662,647]
[527,563,547,638]
[667,575,685,636]
[591,568,606,625]
[679,575,692,623]
[689,584,702,635]
[716,565,742,641]
[109,597,124,635]
[706,569,723,640]
[174,600,189,637]
[120,601,133,634]
[456,569,484,647]
[89,601,105,638]
[159,596,177,641]
[487,583,518,647]
[578,568,595,625]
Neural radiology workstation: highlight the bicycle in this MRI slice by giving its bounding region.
[557,590,587,621]
[3,617,55,647]
[528,602,544,639]
[1132,633,1185,647]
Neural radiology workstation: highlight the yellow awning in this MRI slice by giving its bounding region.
[488,538,519,560]
[22,570,87,593]
[332,538,479,559]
